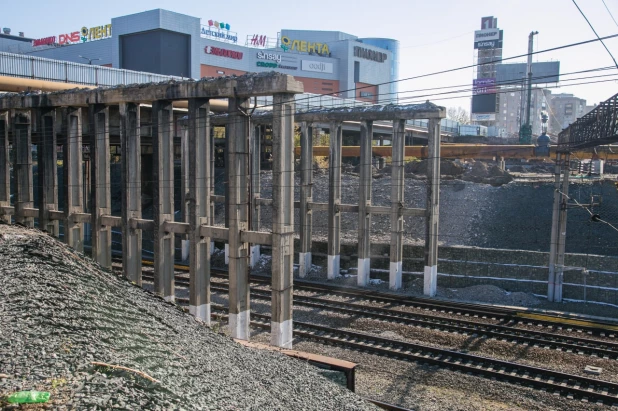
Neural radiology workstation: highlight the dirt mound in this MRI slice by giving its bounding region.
[404,160,465,176]
[462,161,513,186]
[0,225,377,411]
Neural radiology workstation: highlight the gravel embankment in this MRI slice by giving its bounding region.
[0,224,378,410]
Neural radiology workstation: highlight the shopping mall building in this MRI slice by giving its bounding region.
[0,8,399,103]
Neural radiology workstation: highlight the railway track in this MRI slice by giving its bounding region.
[200,302,618,406]
[126,259,618,338]
[137,269,618,360]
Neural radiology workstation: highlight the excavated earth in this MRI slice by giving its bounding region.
[0,224,378,411]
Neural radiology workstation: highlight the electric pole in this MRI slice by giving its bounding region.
[519,31,538,144]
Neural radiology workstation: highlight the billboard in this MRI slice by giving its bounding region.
[471,93,497,113]
[474,29,501,42]
[475,40,502,49]
[496,62,560,85]
[473,78,496,94]
[472,113,496,121]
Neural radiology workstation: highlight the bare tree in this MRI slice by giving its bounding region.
[446,107,470,124]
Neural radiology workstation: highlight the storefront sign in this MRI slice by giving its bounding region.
[256,51,282,63]
[80,24,112,42]
[32,36,56,47]
[280,36,330,55]
[474,29,501,42]
[205,45,243,59]
[475,40,502,49]
[207,20,230,31]
[301,60,333,73]
[250,34,267,47]
[201,20,237,43]
[473,78,496,95]
[58,32,80,45]
[353,46,387,63]
[471,113,496,121]
[256,61,297,70]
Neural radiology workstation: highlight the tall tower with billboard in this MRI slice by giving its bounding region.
[471,17,503,130]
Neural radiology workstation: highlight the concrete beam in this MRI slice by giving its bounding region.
[327,121,342,279]
[90,104,112,268]
[227,97,251,340]
[271,93,296,348]
[37,108,59,237]
[0,112,10,223]
[13,110,34,227]
[63,107,84,251]
[188,98,212,323]
[390,119,406,290]
[357,120,373,286]
[424,118,441,297]
[153,100,175,302]
[299,122,313,278]
[120,103,142,285]
[0,73,304,109]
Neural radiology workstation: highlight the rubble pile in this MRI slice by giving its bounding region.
[0,224,377,410]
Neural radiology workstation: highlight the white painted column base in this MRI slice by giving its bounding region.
[271,319,293,348]
[327,254,340,279]
[249,245,260,268]
[181,239,190,261]
[229,310,250,340]
[299,252,312,278]
[423,265,438,297]
[357,258,370,286]
[389,261,402,290]
[224,243,229,265]
[189,303,211,325]
[164,295,175,303]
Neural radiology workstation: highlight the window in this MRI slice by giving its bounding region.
[354,61,360,83]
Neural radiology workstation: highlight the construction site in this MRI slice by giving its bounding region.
[1,3,618,405]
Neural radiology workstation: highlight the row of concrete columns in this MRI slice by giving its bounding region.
[0,92,297,348]
[295,118,442,296]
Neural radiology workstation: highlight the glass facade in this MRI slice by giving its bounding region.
[359,38,400,102]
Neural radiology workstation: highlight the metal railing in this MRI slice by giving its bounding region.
[558,92,618,150]
[0,51,182,87]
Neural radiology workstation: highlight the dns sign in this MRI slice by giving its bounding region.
[58,31,80,45]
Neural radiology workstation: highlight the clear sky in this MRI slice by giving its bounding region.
[3,0,617,110]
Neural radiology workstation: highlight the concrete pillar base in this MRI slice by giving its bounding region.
[357,258,370,286]
[299,252,312,278]
[190,303,211,324]
[424,265,438,296]
[327,254,340,279]
[181,239,189,261]
[249,245,260,268]
[271,319,293,348]
[229,310,250,340]
[389,261,402,290]
[224,243,229,265]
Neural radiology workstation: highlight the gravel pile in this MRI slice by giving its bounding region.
[0,224,378,410]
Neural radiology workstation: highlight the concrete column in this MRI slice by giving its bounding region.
[390,119,405,290]
[327,121,342,279]
[271,93,295,348]
[299,122,313,278]
[152,100,175,302]
[180,117,190,261]
[499,156,506,171]
[548,153,569,302]
[0,112,9,223]
[210,127,216,254]
[12,111,33,227]
[227,97,251,340]
[120,103,142,285]
[188,98,212,323]
[424,118,441,296]
[63,108,84,250]
[249,124,261,268]
[38,109,59,237]
[357,120,373,286]
[90,105,112,268]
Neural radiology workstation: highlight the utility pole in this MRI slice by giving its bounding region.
[519,31,538,144]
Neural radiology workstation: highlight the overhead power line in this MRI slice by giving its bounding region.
[601,0,618,28]
[572,0,618,69]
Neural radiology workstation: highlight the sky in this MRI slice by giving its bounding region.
[3,0,617,111]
